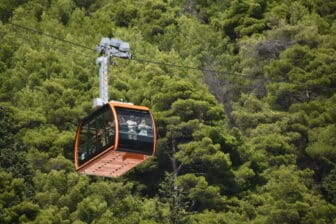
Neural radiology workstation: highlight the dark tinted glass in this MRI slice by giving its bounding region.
[78,105,115,166]
[116,107,154,155]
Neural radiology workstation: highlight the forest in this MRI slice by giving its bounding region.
[0,0,336,223]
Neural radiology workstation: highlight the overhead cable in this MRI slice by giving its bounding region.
[7,22,262,79]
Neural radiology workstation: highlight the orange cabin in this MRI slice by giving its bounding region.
[74,101,156,178]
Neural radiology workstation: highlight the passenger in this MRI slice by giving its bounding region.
[119,116,127,132]
[107,121,115,143]
[138,119,151,136]
[80,152,87,161]
[127,115,137,140]
[97,129,106,146]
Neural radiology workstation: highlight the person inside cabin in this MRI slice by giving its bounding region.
[97,128,106,147]
[118,116,127,132]
[138,119,151,136]
[106,121,115,144]
[80,150,87,161]
[127,115,138,140]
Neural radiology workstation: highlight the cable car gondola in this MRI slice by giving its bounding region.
[74,101,156,177]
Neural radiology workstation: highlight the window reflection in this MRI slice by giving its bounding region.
[78,105,115,165]
[116,107,154,155]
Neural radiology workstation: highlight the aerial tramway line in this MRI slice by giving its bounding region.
[74,38,157,178]
[8,22,256,178]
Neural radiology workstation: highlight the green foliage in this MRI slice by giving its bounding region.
[0,105,31,180]
[323,168,336,204]
[266,44,336,110]
[177,136,232,175]
[212,0,268,40]
[189,210,247,224]
[0,171,39,223]
[0,105,15,147]
[306,125,336,160]
[159,172,189,224]
[250,166,336,224]
[0,0,28,22]
[177,173,224,211]
[232,94,285,132]
[1,0,336,223]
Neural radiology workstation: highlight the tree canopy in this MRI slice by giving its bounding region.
[0,0,335,223]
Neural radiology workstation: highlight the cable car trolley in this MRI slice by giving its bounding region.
[74,38,156,177]
[74,101,156,177]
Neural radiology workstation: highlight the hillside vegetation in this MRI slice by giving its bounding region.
[1,0,336,223]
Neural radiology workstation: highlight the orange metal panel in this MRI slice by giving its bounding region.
[77,150,152,178]
[108,101,150,111]
[110,105,119,150]
[149,111,157,156]
[75,104,117,171]
[76,147,116,171]
[109,101,156,156]
[74,101,156,177]
[74,121,83,170]
[122,153,145,161]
